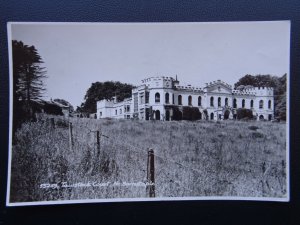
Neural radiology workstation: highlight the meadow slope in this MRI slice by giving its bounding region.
[10,116,287,202]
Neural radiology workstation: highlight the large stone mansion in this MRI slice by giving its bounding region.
[97,76,274,121]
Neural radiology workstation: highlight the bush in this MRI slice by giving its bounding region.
[43,102,63,115]
[172,107,183,121]
[182,107,202,121]
[252,131,264,138]
[237,108,253,120]
[248,125,259,131]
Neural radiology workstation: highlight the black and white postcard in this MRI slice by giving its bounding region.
[7,21,290,206]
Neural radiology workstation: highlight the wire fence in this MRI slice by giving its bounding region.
[33,115,210,197]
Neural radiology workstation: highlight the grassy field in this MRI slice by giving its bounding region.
[9,115,287,202]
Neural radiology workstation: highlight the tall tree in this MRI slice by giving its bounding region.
[13,40,47,102]
[81,81,134,113]
[12,40,47,131]
[234,74,278,89]
[234,74,287,120]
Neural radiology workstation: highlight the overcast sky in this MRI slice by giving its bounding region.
[10,21,290,108]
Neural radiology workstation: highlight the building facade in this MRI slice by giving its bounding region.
[97,76,274,121]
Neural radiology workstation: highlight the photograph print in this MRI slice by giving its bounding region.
[7,21,290,206]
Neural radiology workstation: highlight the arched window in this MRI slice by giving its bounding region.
[268,100,272,109]
[259,100,264,109]
[210,112,214,120]
[210,97,214,107]
[218,97,221,107]
[225,98,228,106]
[188,95,192,106]
[259,115,264,120]
[250,100,254,108]
[178,95,182,105]
[198,96,202,106]
[165,93,169,104]
[155,92,160,103]
[233,98,237,108]
[242,99,245,108]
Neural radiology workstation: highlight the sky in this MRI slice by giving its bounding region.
[10,21,290,108]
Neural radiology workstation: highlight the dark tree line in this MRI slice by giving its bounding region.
[12,40,47,132]
[53,98,74,112]
[234,74,287,120]
[79,81,134,113]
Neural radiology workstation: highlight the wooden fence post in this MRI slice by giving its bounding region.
[50,118,55,129]
[146,148,155,197]
[96,130,100,157]
[69,122,74,151]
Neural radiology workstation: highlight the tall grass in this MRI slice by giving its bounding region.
[10,115,287,202]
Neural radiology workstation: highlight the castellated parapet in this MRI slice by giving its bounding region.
[97,76,275,122]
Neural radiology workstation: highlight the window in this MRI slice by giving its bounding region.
[233,98,237,108]
[140,95,144,104]
[134,93,138,112]
[100,112,102,117]
[155,92,160,103]
[178,95,182,105]
[210,97,214,107]
[250,100,254,108]
[172,94,175,104]
[225,98,228,106]
[242,99,245,108]
[268,100,272,109]
[188,95,192,106]
[259,100,264,109]
[210,112,214,120]
[115,110,117,115]
[198,96,202,106]
[165,93,169,104]
[218,97,221,107]
[145,92,149,103]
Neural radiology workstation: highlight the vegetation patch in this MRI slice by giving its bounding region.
[10,115,287,202]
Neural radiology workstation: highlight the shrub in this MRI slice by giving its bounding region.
[248,125,259,131]
[237,108,253,120]
[252,131,264,138]
[182,107,202,121]
[172,107,183,121]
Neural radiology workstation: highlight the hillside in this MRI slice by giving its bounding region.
[10,116,287,202]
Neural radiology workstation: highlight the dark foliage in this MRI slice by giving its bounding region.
[234,74,278,89]
[43,102,63,115]
[170,106,201,121]
[12,40,47,133]
[53,98,74,112]
[172,107,183,120]
[80,81,134,113]
[274,74,287,120]
[182,107,202,121]
[236,108,254,120]
[234,74,287,121]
